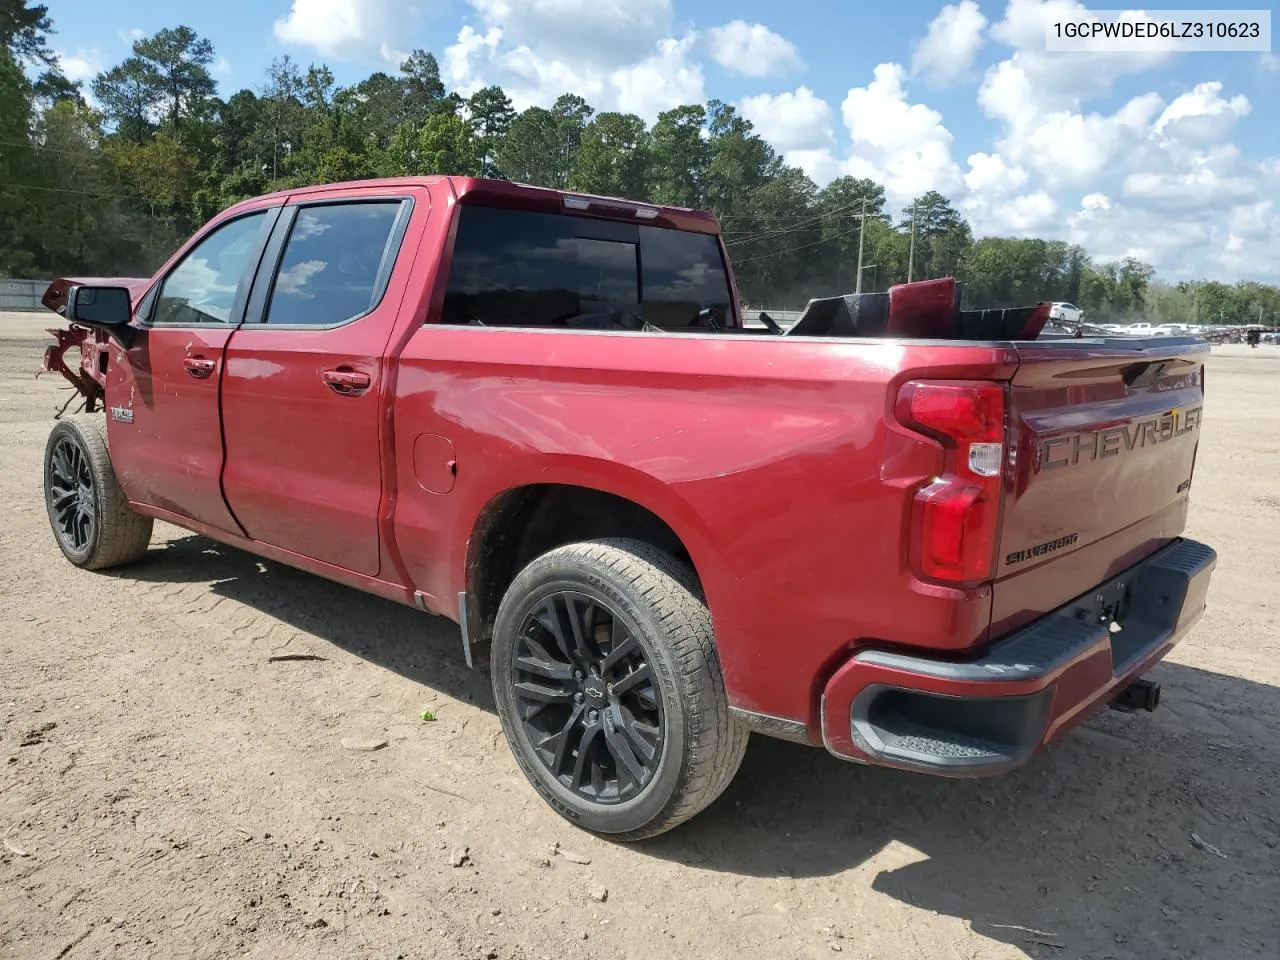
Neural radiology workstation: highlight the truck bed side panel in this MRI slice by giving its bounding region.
[391,328,1018,727]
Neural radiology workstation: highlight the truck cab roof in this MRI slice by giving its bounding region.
[234,176,723,236]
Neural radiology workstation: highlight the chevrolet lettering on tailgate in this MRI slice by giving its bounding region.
[1039,406,1202,471]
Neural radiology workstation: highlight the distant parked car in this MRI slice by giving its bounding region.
[1049,302,1083,325]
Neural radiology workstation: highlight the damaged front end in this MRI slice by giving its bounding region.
[38,275,149,418]
[41,324,108,416]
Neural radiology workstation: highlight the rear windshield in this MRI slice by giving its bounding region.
[441,205,733,331]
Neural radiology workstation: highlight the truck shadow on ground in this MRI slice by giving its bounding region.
[121,534,1280,960]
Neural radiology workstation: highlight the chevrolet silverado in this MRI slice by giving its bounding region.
[38,176,1216,838]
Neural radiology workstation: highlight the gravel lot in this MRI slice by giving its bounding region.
[2,311,1278,960]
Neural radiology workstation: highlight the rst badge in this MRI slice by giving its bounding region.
[110,405,134,424]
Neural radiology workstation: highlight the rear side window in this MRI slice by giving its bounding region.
[265,201,404,326]
[442,206,731,330]
[638,226,733,329]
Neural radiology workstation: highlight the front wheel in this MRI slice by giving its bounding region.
[491,538,748,840]
[44,417,153,570]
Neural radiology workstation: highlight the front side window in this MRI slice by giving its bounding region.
[265,201,404,326]
[442,206,732,330]
[153,211,269,325]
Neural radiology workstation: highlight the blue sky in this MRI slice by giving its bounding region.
[39,1,1280,282]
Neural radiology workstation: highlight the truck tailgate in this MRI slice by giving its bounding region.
[991,337,1209,634]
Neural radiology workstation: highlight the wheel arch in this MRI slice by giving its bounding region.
[462,471,721,652]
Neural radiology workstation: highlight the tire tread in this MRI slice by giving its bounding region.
[46,416,153,570]
[493,537,747,841]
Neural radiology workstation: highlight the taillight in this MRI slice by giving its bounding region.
[896,380,1008,584]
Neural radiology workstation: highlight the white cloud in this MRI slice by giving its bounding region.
[912,1,987,85]
[998,93,1162,190]
[611,35,704,121]
[1058,141,1279,279]
[963,151,1028,194]
[705,20,802,77]
[1153,82,1250,142]
[841,63,962,202]
[469,0,672,67]
[1263,53,1280,72]
[212,56,232,78]
[966,191,1060,234]
[273,0,421,62]
[961,153,1053,236]
[1123,151,1259,214]
[1228,200,1276,240]
[757,64,962,204]
[981,0,1171,125]
[443,26,503,97]
[738,87,834,151]
[56,48,103,84]
[1068,197,1216,269]
[782,149,845,185]
[1065,191,1280,283]
[940,2,1280,280]
[288,0,1274,283]
[443,0,701,121]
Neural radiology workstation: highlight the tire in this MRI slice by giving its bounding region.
[491,538,748,840]
[44,416,153,570]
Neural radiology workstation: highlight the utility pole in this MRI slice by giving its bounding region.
[907,201,917,283]
[855,197,868,294]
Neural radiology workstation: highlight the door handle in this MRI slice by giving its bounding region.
[183,357,216,379]
[322,369,372,394]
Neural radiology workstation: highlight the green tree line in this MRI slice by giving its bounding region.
[2,6,1276,322]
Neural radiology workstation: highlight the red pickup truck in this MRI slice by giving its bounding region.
[39,176,1216,839]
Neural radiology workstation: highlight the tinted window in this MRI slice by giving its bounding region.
[153,212,268,325]
[639,226,732,328]
[265,202,403,326]
[443,206,731,330]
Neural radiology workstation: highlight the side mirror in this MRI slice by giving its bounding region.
[67,285,135,345]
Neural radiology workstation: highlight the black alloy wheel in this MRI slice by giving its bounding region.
[43,417,153,569]
[47,433,97,554]
[512,591,664,804]
[491,539,748,839]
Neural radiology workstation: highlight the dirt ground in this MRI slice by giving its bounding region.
[1,311,1277,960]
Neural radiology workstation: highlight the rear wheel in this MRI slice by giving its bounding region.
[491,538,747,840]
[44,416,153,570]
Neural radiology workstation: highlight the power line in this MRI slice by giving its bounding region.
[0,136,106,158]
[724,198,878,248]
[719,204,888,222]
[719,212,840,222]
[0,180,205,207]
[731,221,866,266]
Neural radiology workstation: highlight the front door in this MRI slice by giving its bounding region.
[219,194,416,575]
[105,206,278,532]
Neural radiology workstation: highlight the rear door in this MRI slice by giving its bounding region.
[991,337,1208,632]
[105,205,279,532]
[218,190,419,575]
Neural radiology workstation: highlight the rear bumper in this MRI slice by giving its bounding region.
[820,538,1216,776]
